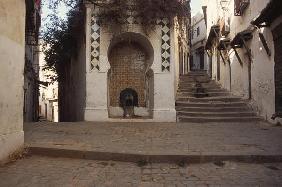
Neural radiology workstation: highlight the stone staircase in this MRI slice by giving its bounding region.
[176,71,261,123]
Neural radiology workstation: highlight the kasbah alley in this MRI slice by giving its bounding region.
[1,0,282,186]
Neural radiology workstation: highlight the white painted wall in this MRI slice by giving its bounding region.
[191,12,208,70]
[84,5,178,122]
[204,0,281,123]
[0,0,25,163]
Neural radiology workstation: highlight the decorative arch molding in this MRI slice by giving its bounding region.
[107,32,154,68]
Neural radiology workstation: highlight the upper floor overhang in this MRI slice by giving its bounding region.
[252,0,282,27]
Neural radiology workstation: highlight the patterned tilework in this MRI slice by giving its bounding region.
[123,12,142,25]
[90,14,101,71]
[160,18,171,72]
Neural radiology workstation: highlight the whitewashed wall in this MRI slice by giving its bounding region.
[84,5,177,122]
[204,0,281,123]
[0,0,25,163]
[191,12,208,70]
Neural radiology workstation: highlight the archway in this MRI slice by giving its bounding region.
[107,32,154,118]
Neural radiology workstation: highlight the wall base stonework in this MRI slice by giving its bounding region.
[85,107,176,122]
[0,131,24,164]
[109,107,151,118]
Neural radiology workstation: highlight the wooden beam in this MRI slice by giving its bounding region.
[219,50,226,65]
[241,36,252,63]
[233,47,243,66]
[259,32,271,57]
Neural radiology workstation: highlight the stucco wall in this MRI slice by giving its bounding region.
[84,5,177,122]
[204,0,279,122]
[0,0,25,163]
[59,30,86,122]
[191,13,208,71]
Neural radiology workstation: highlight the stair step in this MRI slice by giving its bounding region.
[179,83,220,88]
[177,111,256,117]
[177,92,230,97]
[178,116,262,123]
[177,72,259,123]
[176,106,250,112]
[177,96,242,102]
[178,88,227,92]
[176,101,248,108]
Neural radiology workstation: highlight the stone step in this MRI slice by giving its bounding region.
[179,80,214,83]
[178,116,262,123]
[186,71,207,75]
[178,85,221,90]
[177,92,230,97]
[178,88,227,93]
[176,106,250,112]
[179,82,220,87]
[175,101,248,108]
[177,111,257,118]
[179,77,211,81]
[176,96,242,102]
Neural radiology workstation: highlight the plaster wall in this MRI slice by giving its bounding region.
[191,13,206,45]
[204,0,279,122]
[84,6,177,122]
[191,13,208,71]
[59,32,86,122]
[0,0,25,163]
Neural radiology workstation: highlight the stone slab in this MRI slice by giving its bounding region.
[24,121,282,163]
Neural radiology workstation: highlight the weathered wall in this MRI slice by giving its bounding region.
[84,4,178,122]
[0,0,25,162]
[191,12,208,71]
[24,44,40,122]
[59,25,86,122]
[204,0,280,122]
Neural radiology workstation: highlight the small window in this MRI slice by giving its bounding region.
[197,27,200,36]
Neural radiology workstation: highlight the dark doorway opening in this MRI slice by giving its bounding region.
[217,50,221,81]
[200,50,205,70]
[273,24,282,116]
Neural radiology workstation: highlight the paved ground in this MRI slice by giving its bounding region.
[1,156,282,187]
[24,122,282,159]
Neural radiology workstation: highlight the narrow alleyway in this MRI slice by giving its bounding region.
[176,71,261,122]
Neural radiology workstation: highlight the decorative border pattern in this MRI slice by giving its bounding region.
[123,11,142,25]
[90,14,101,71]
[160,18,171,72]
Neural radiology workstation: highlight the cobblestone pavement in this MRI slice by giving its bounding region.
[24,122,282,156]
[0,156,282,187]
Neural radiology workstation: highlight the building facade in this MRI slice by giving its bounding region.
[191,12,208,71]
[59,0,191,122]
[24,0,41,122]
[0,0,26,163]
[203,0,282,123]
[39,46,59,122]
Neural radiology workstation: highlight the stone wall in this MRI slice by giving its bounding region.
[0,0,25,163]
